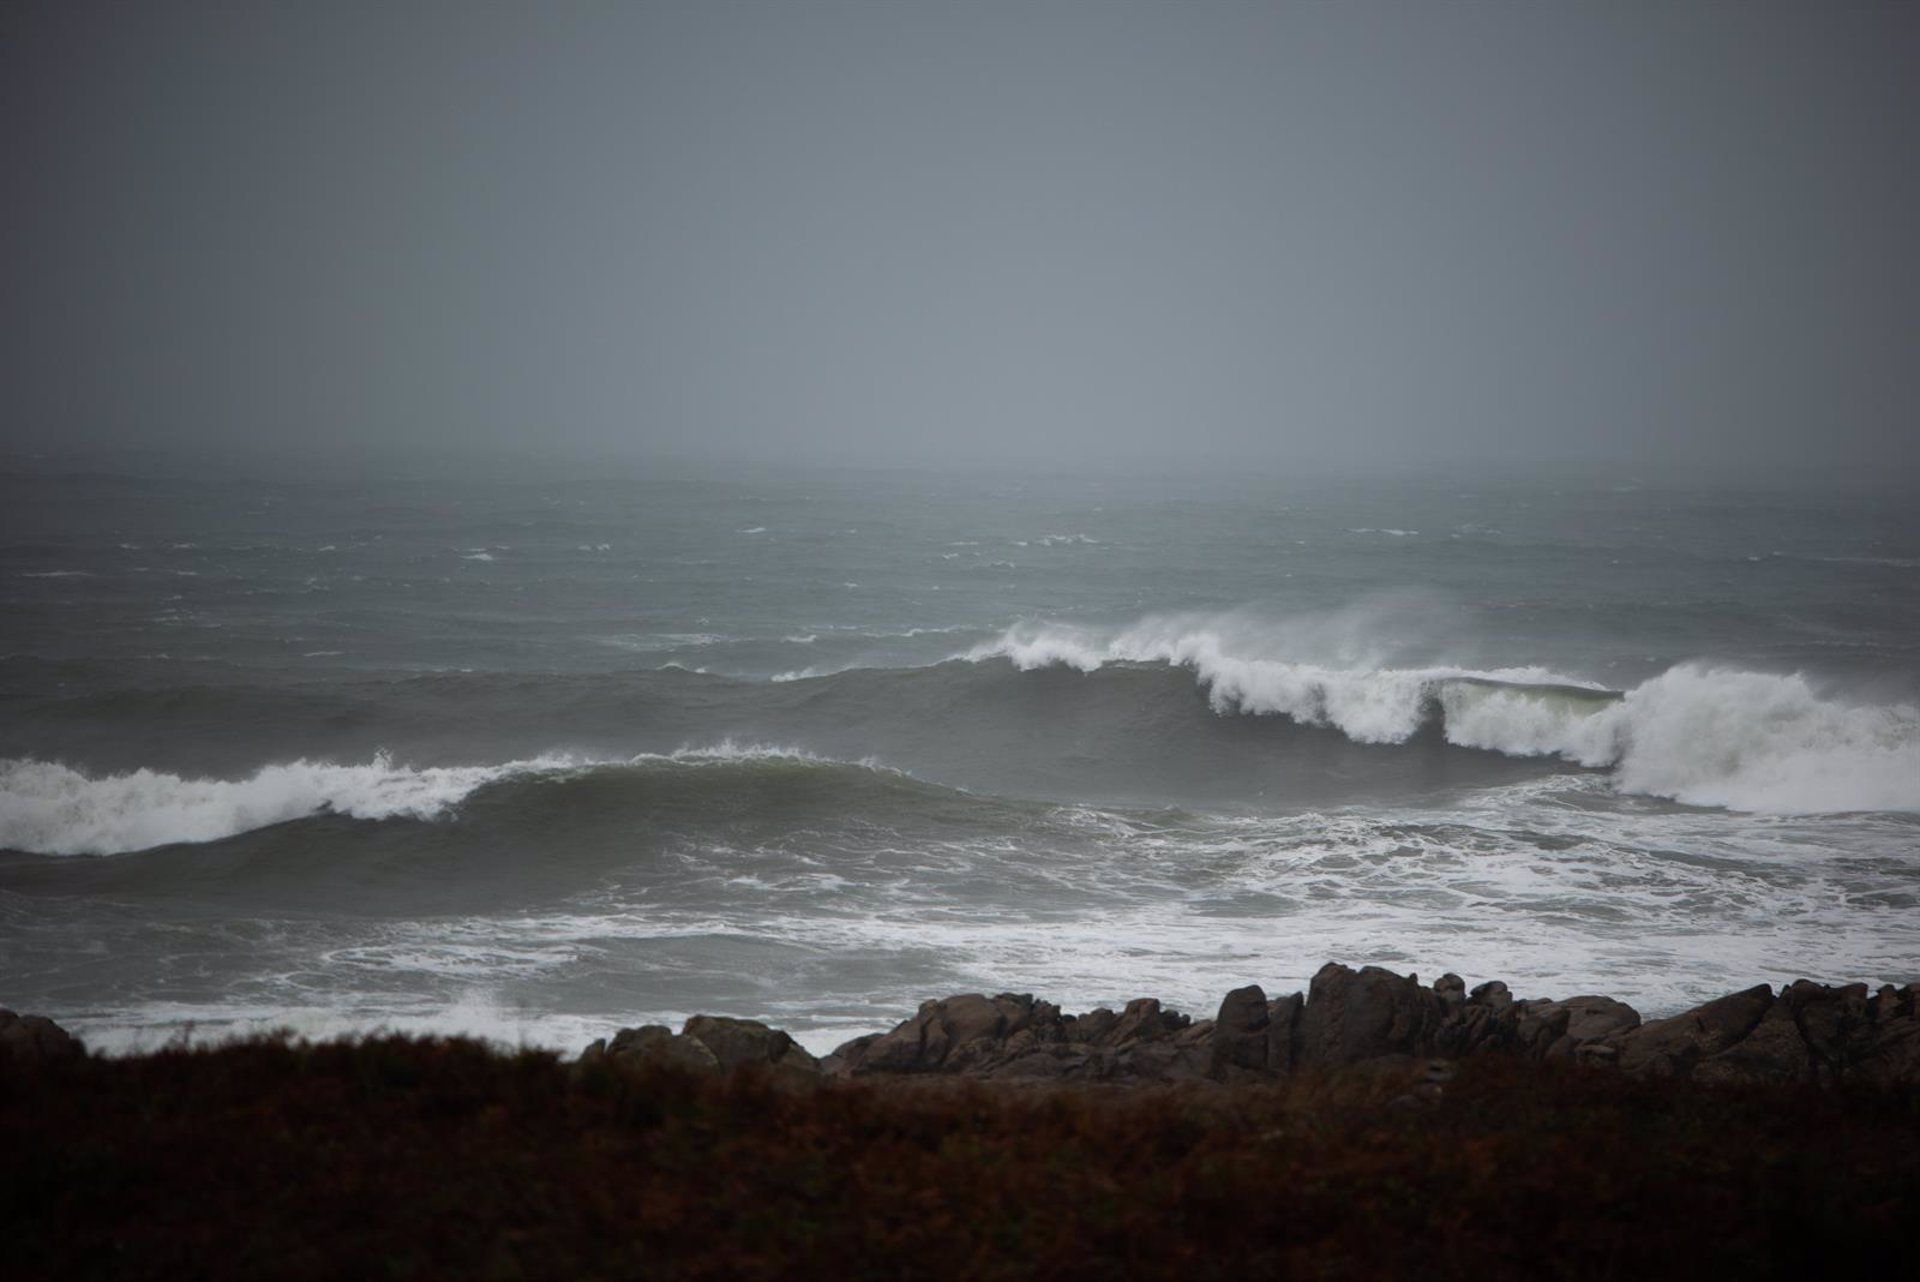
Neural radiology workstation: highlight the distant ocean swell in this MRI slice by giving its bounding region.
[3,646,1917,858]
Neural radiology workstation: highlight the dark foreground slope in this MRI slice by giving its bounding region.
[5,1034,1918,1282]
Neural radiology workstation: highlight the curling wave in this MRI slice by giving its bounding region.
[0,741,883,857]
[964,620,1920,814]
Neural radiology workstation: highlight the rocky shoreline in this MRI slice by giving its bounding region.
[578,963,1920,1089]
[11,963,1919,1089]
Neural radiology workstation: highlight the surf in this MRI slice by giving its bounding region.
[963,618,1920,814]
[0,742,941,858]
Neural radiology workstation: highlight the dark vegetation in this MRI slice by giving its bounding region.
[5,1035,1916,1281]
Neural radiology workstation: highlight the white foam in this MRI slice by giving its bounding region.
[965,617,1920,814]
[0,752,581,857]
[0,745,872,857]
[660,739,898,775]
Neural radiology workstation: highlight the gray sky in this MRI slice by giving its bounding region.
[4,1,1916,470]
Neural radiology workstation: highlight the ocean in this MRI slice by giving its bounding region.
[2,456,1916,1055]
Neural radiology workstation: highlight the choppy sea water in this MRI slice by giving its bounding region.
[2,457,1916,1055]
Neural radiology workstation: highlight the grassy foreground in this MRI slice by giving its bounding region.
[4,1035,1917,1280]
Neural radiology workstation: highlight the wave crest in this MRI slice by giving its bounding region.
[964,619,1920,814]
[0,741,885,857]
[0,752,587,857]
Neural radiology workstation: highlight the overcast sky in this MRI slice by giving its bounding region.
[3,2,1915,470]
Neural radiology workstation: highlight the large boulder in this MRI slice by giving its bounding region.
[1208,984,1271,1079]
[1526,995,1642,1061]
[583,1024,720,1073]
[1692,980,1874,1086]
[1266,992,1304,1073]
[682,1015,820,1074]
[1296,964,1449,1067]
[1857,984,1920,1086]
[838,993,1021,1075]
[583,1015,819,1081]
[0,1010,85,1067]
[1612,984,1774,1078]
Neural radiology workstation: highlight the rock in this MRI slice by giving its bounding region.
[1105,1040,1209,1084]
[825,989,1204,1082]
[1693,997,1813,1086]
[1433,1001,1500,1059]
[1173,1019,1215,1050]
[1783,981,1872,1081]
[1109,997,1188,1046]
[597,1025,721,1073]
[937,995,1007,1050]
[591,967,1914,1090]
[1533,995,1641,1060]
[1209,984,1271,1079]
[1266,993,1304,1074]
[1858,984,1920,1086]
[1558,995,1642,1043]
[846,1019,927,1074]
[1613,984,1774,1078]
[0,1010,85,1066]
[1469,980,1513,1011]
[1693,980,1873,1086]
[987,1047,1089,1080]
[1297,964,1449,1067]
[832,994,1024,1076]
[1064,1009,1118,1044]
[682,1015,819,1074]
[816,1033,879,1078]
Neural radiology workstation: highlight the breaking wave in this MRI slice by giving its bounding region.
[964,620,1920,814]
[0,741,878,857]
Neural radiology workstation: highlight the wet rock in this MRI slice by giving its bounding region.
[0,1010,85,1066]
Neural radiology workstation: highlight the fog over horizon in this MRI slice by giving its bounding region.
[5,2,1916,474]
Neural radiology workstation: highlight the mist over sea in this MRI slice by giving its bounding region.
[2,456,1916,1054]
